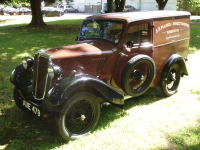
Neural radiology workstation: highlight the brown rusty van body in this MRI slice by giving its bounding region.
[10,11,190,141]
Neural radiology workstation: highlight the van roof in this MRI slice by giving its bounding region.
[86,11,191,22]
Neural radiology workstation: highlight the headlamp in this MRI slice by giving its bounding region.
[22,57,33,69]
[48,64,62,80]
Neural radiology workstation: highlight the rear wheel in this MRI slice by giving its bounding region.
[56,92,100,141]
[161,63,181,96]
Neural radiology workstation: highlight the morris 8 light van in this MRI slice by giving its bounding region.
[10,11,190,141]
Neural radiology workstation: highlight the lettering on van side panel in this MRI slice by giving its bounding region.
[154,18,190,46]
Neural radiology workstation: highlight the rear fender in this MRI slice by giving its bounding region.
[159,54,188,85]
[46,74,124,106]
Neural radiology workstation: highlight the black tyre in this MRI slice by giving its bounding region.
[161,63,181,97]
[75,10,78,13]
[56,92,100,141]
[121,55,156,96]
[14,87,30,112]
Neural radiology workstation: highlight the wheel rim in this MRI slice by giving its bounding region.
[167,67,179,91]
[128,62,149,90]
[64,99,95,134]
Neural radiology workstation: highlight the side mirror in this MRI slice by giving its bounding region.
[126,41,134,48]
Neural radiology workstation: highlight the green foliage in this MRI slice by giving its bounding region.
[156,0,168,10]
[0,0,11,4]
[184,0,200,8]
[44,0,75,5]
[44,0,56,4]
[179,0,200,15]
[12,2,18,8]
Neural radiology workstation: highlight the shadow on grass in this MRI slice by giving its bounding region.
[0,105,65,149]
[0,23,29,29]
[0,22,82,149]
[0,86,164,149]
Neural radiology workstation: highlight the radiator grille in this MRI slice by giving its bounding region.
[33,50,51,100]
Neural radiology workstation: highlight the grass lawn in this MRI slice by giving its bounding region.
[0,19,200,150]
[191,19,200,22]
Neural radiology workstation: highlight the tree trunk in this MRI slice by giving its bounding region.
[156,0,168,10]
[107,0,115,13]
[29,0,46,26]
[115,0,126,12]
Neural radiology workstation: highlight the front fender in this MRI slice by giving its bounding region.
[10,64,33,89]
[46,74,124,106]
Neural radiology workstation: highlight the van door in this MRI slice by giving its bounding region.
[111,22,154,89]
[124,22,153,57]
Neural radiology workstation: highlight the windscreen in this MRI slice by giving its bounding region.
[79,20,124,45]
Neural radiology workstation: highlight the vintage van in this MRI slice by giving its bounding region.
[10,11,190,141]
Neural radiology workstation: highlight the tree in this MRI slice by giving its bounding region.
[106,0,169,12]
[0,0,47,26]
[0,0,11,4]
[30,0,46,26]
[107,0,115,13]
[156,0,168,10]
[107,0,126,13]
[65,0,74,5]
[115,0,126,12]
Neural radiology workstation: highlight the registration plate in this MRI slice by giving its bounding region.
[23,100,41,117]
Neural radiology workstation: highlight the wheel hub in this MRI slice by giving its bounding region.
[167,73,176,84]
[80,114,86,121]
[132,70,143,82]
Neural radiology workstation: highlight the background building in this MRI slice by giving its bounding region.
[51,0,177,13]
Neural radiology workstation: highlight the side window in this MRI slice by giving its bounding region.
[126,23,149,47]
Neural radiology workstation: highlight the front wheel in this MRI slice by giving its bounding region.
[161,63,181,97]
[56,92,100,141]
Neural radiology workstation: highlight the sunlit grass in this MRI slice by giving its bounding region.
[191,19,200,22]
[189,24,200,53]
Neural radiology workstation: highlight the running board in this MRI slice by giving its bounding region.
[124,95,134,100]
